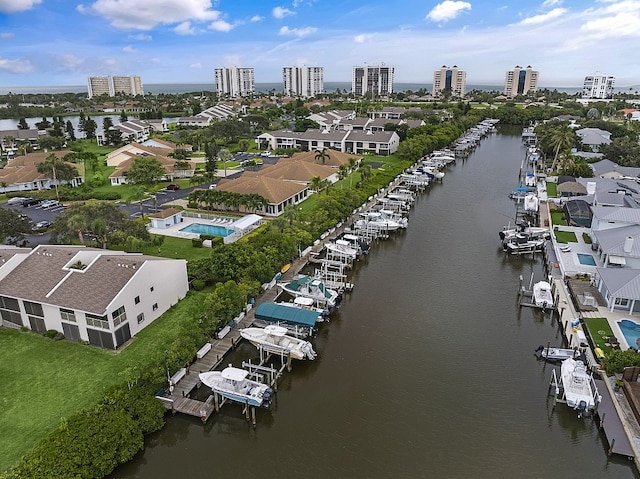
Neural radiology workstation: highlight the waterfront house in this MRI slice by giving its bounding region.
[177,104,237,127]
[96,119,150,146]
[596,267,640,314]
[0,245,188,349]
[590,159,640,180]
[591,206,640,232]
[591,226,640,267]
[0,128,45,155]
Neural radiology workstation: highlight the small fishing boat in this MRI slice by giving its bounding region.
[504,234,546,255]
[532,281,554,309]
[523,193,539,213]
[535,345,581,363]
[277,274,343,309]
[240,325,317,360]
[199,366,274,408]
[558,357,601,418]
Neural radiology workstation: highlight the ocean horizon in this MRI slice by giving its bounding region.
[0,82,602,96]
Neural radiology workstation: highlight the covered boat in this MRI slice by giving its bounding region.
[199,367,274,408]
[277,275,343,309]
[240,325,317,360]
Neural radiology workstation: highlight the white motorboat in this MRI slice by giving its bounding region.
[558,358,601,417]
[504,234,546,255]
[277,274,343,308]
[499,221,549,243]
[523,193,539,213]
[357,211,406,231]
[199,366,274,408]
[535,345,580,363]
[524,172,536,187]
[341,233,371,255]
[240,325,317,360]
[532,281,554,309]
[325,241,358,260]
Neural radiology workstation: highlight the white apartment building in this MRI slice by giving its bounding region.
[432,65,466,98]
[283,66,324,97]
[352,64,394,97]
[87,75,143,98]
[503,65,539,97]
[215,67,255,97]
[582,74,615,99]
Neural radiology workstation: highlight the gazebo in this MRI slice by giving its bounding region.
[557,181,588,197]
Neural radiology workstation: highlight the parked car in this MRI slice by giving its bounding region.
[22,198,41,207]
[40,200,60,209]
[166,183,180,190]
[32,220,52,230]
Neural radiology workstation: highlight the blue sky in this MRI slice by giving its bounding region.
[0,0,639,88]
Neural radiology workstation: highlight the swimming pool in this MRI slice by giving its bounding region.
[618,319,640,350]
[180,223,233,237]
[577,253,596,266]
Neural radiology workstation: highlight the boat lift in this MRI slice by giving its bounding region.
[549,367,601,418]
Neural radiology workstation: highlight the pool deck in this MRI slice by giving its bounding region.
[148,215,238,240]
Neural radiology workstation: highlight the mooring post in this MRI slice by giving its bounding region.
[214,392,219,413]
[287,354,292,372]
[245,400,250,421]
[608,438,615,456]
[600,412,605,430]
[251,407,256,429]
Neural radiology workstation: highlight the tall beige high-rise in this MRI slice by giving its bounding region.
[87,75,143,98]
[432,65,466,98]
[503,66,538,97]
[352,64,394,97]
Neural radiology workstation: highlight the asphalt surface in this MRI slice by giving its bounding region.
[2,152,280,247]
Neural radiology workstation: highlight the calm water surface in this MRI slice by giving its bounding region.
[111,127,638,479]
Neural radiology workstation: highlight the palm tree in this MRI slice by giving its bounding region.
[67,214,86,245]
[337,164,349,188]
[359,162,372,184]
[314,148,330,165]
[549,125,576,173]
[309,176,323,194]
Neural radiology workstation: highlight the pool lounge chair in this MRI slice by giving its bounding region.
[560,245,571,253]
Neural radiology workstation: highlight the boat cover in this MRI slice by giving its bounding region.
[254,303,319,327]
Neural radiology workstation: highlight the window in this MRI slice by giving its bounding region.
[134,296,140,305]
[0,310,23,326]
[23,301,44,317]
[112,306,127,327]
[86,313,109,329]
[152,303,158,311]
[60,308,76,322]
[614,298,629,307]
[0,296,19,311]
[137,313,145,324]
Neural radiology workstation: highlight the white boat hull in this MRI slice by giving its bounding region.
[240,326,317,360]
[199,368,274,408]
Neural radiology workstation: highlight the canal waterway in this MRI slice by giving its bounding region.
[110,127,639,479]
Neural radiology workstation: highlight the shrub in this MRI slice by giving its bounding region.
[43,329,58,339]
[200,234,215,241]
[191,238,203,248]
[191,279,206,290]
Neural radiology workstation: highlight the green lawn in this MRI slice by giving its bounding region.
[583,317,615,355]
[0,290,207,473]
[555,230,577,244]
[141,235,214,261]
[550,210,567,226]
[546,182,558,197]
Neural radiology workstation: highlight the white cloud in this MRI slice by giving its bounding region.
[0,57,33,73]
[517,7,567,25]
[122,45,138,53]
[354,34,372,43]
[209,20,234,32]
[130,33,152,41]
[174,21,196,35]
[55,54,85,71]
[426,1,471,23]
[578,0,640,40]
[78,0,221,30]
[0,32,14,38]
[0,0,41,13]
[190,62,202,69]
[542,0,562,6]
[273,6,295,19]
[250,15,263,22]
[279,26,317,37]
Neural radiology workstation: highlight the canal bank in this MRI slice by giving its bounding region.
[110,126,639,479]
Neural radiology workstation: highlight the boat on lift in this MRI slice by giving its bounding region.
[277,274,343,309]
[199,366,275,408]
[532,280,554,309]
[240,325,317,360]
[555,358,601,418]
[535,345,581,363]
